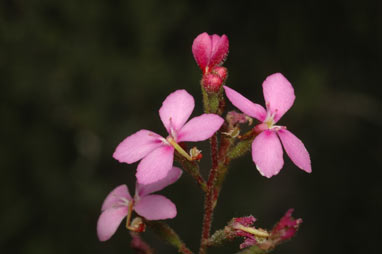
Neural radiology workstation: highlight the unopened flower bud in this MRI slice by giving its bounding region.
[203,73,223,93]
[212,66,228,82]
[192,32,229,73]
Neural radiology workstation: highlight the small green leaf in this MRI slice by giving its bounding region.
[227,139,253,160]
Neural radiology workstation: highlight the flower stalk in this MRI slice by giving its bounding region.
[175,152,207,192]
[146,221,194,254]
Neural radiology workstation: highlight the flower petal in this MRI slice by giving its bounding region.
[209,34,229,68]
[97,207,129,241]
[101,184,132,211]
[137,167,182,197]
[159,90,194,134]
[192,32,212,71]
[252,130,284,178]
[136,145,175,185]
[113,130,164,164]
[177,114,224,142]
[134,194,177,220]
[277,129,312,173]
[224,86,267,122]
[262,73,295,123]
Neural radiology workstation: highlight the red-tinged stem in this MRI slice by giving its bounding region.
[179,245,194,254]
[210,133,219,170]
[200,133,219,254]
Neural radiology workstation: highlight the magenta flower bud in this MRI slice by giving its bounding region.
[192,32,229,73]
[202,73,223,93]
[270,209,302,242]
[212,66,228,81]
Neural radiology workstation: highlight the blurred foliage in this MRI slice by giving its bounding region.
[0,0,380,253]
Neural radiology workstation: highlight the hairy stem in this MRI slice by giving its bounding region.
[175,152,207,192]
[147,221,194,254]
[199,133,219,254]
[201,81,210,113]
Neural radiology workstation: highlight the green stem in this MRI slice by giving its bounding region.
[201,81,210,113]
[146,221,194,254]
[175,152,207,192]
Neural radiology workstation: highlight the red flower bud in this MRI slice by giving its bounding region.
[192,32,229,73]
[202,73,223,93]
[212,66,228,81]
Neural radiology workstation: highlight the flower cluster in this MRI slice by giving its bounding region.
[98,89,224,241]
[97,32,312,253]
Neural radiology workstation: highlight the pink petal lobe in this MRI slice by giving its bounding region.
[101,184,132,211]
[137,166,182,197]
[113,130,164,164]
[262,73,295,123]
[252,130,284,178]
[177,114,224,142]
[209,34,229,68]
[277,129,312,173]
[97,206,129,241]
[159,90,195,134]
[134,194,177,220]
[224,86,267,122]
[192,32,212,71]
[136,145,174,185]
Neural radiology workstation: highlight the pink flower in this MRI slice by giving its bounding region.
[113,89,224,184]
[192,32,229,74]
[97,167,182,241]
[224,73,311,178]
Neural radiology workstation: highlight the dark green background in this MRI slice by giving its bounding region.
[1,0,380,253]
